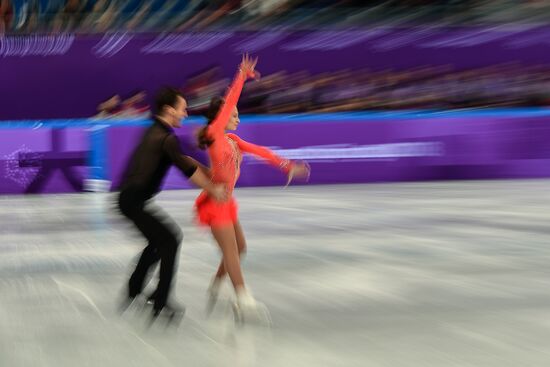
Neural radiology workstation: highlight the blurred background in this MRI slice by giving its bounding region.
[3,1,550,191]
[3,2,550,367]
[1,0,550,120]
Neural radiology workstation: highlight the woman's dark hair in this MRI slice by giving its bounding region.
[197,96,225,149]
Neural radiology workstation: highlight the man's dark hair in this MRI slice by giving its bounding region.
[154,87,183,115]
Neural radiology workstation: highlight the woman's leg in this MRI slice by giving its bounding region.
[213,220,247,280]
[211,224,245,289]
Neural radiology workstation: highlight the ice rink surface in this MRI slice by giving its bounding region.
[1,181,550,367]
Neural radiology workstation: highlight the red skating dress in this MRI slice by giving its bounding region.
[195,70,292,227]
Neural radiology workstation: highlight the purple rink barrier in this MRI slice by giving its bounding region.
[3,111,550,195]
[106,111,550,191]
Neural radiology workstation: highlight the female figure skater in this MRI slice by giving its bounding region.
[196,54,310,316]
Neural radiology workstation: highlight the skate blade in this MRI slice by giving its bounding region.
[232,303,272,327]
[118,295,149,315]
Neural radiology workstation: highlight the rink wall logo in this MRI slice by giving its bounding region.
[265,142,444,162]
[3,145,42,188]
[0,35,75,57]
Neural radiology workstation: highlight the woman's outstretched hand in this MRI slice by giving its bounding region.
[285,161,311,187]
[239,53,260,80]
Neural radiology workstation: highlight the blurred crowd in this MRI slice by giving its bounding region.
[2,0,550,35]
[94,90,149,119]
[96,63,550,118]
